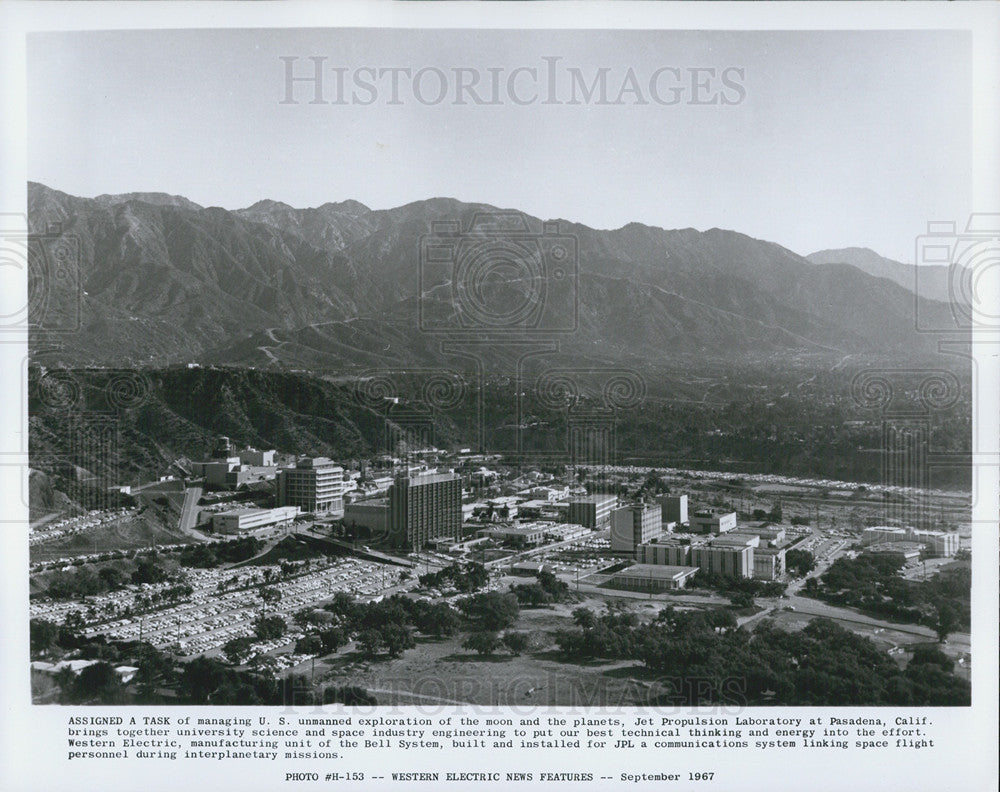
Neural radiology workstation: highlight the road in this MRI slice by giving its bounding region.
[178,485,205,537]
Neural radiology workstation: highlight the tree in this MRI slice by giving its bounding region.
[73,662,124,703]
[253,615,288,641]
[414,603,461,637]
[357,629,382,659]
[318,627,346,655]
[98,566,125,591]
[785,549,816,577]
[131,560,168,585]
[222,636,255,665]
[463,631,501,656]
[30,619,60,656]
[501,631,529,656]
[934,603,959,643]
[572,607,597,630]
[909,644,954,673]
[258,586,282,612]
[380,624,415,658]
[295,635,323,655]
[457,592,520,631]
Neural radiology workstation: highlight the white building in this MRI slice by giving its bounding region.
[212,506,300,534]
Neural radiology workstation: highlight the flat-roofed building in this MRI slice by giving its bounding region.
[212,506,299,535]
[388,470,462,550]
[752,546,786,580]
[609,564,700,592]
[343,498,390,538]
[909,530,960,557]
[710,533,761,548]
[860,526,958,557]
[487,497,520,521]
[544,523,590,542]
[238,447,276,466]
[861,526,908,546]
[747,525,786,546]
[478,523,548,547]
[610,503,662,552]
[689,509,738,534]
[567,493,618,530]
[868,542,922,560]
[691,543,753,578]
[657,494,688,527]
[276,457,346,516]
[636,541,692,566]
[510,560,549,577]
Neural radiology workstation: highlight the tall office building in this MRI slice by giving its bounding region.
[388,470,462,550]
[276,457,346,515]
[657,494,688,527]
[690,544,753,578]
[567,494,618,530]
[610,502,662,552]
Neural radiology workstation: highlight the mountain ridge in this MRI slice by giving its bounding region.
[27,182,956,370]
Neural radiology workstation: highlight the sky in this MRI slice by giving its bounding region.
[27,28,972,262]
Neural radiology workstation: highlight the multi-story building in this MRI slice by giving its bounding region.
[610,503,662,552]
[276,457,346,515]
[710,533,761,549]
[566,494,618,530]
[862,526,909,546]
[343,499,390,538]
[910,530,960,557]
[746,525,786,546]
[689,509,738,534]
[636,541,692,566]
[237,447,276,467]
[212,506,299,535]
[387,470,462,550]
[752,546,786,580]
[862,526,959,557]
[657,494,688,527]
[690,543,753,578]
[196,458,277,489]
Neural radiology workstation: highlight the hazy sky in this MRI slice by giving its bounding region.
[27,28,971,262]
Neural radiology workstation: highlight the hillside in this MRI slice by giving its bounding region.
[27,182,956,370]
[807,246,956,304]
[28,365,973,496]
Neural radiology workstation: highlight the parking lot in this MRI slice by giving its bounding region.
[30,556,404,657]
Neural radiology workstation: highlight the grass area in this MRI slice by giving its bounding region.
[298,596,697,706]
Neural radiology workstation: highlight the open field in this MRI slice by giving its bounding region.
[296,597,710,707]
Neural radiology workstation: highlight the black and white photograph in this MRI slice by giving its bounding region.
[1,3,997,792]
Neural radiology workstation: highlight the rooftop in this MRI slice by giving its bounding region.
[614,564,700,579]
[567,494,618,505]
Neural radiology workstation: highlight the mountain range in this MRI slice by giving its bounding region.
[27,182,958,371]
[806,246,955,305]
